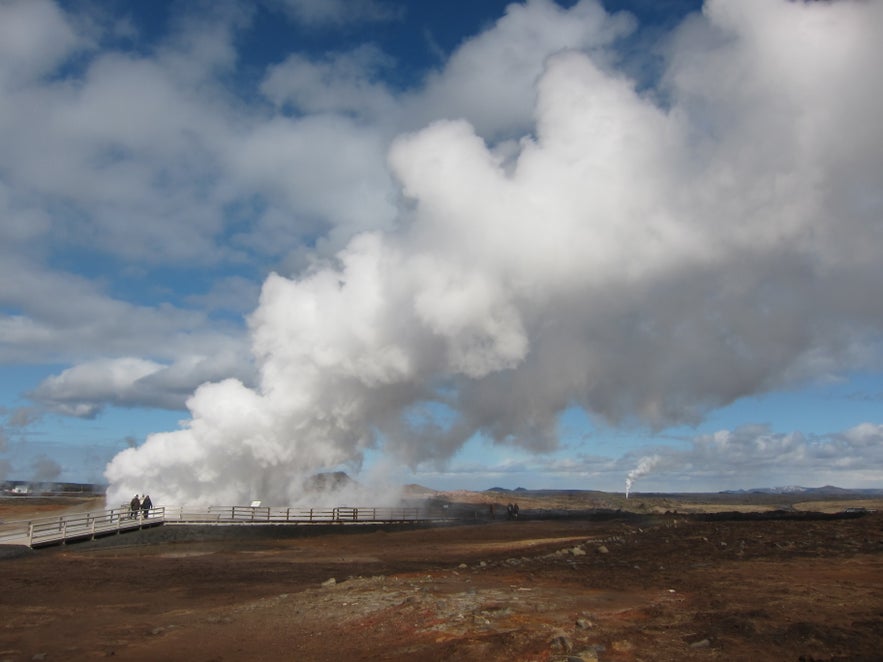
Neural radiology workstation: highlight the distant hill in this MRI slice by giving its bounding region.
[721,485,883,496]
[402,484,438,496]
[303,472,356,492]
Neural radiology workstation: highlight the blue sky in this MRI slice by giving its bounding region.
[1,0,882,502]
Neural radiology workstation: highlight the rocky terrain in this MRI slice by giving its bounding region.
[1,493,881,661]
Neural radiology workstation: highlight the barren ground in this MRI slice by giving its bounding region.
[1,495,882,661]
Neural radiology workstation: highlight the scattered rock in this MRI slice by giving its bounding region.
[575,618,593,629]
[597,545,609,554]
[321,578,336,587]
[690,638,711,648]
[550,635,573,653]
[611,639,634,652]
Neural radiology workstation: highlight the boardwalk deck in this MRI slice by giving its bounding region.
[0,505,440,548]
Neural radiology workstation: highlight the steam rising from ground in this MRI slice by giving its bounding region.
[106,1,883,506]
[625,455,661,499]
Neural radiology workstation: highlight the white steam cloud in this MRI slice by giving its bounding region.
[625,455,661,499]
[106,0,883,506]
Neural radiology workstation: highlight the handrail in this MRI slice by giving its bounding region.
[1,504,439,548]
[177,505,425,524]
[0,506,164,547]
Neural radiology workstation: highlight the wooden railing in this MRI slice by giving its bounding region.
[192,505,425,523]
[160,505,427,524]
[0,504,435,548]
[0,507,163,547]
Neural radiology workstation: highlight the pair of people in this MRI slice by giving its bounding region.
[129,493,153,518]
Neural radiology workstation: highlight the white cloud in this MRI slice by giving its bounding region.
[30,354,253,417]
[105,0,883,506]
[0,0,880,500]
[407,0,635,139]
[0,0,87,86]
[29,358,166,417]
[0,48,238,267]
[229,114,399,252]
[421,421,883,493]
[185,276,263,316]
[621,422,883,492]
[269,0,403,27]
[261,45,398,120]
[0,255,248,361]
[159,2,252,81]
[0,182,52,247]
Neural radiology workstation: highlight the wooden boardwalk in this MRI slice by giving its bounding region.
[0,505,438,548]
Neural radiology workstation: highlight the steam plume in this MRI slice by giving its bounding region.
[625,455,661,499]
[106,1,883,506]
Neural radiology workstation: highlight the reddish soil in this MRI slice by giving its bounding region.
[1,502,882,661]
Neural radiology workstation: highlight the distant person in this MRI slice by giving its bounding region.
[141,494,153,518]
[130,494,141,519]
[506,503,514,520]
[513,503,520,520]
[489,503,495,520]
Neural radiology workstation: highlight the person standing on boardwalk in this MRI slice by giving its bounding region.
[141,494,152,518]
[130,494,141,519]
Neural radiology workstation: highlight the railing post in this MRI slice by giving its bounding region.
[28,522,34,547]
